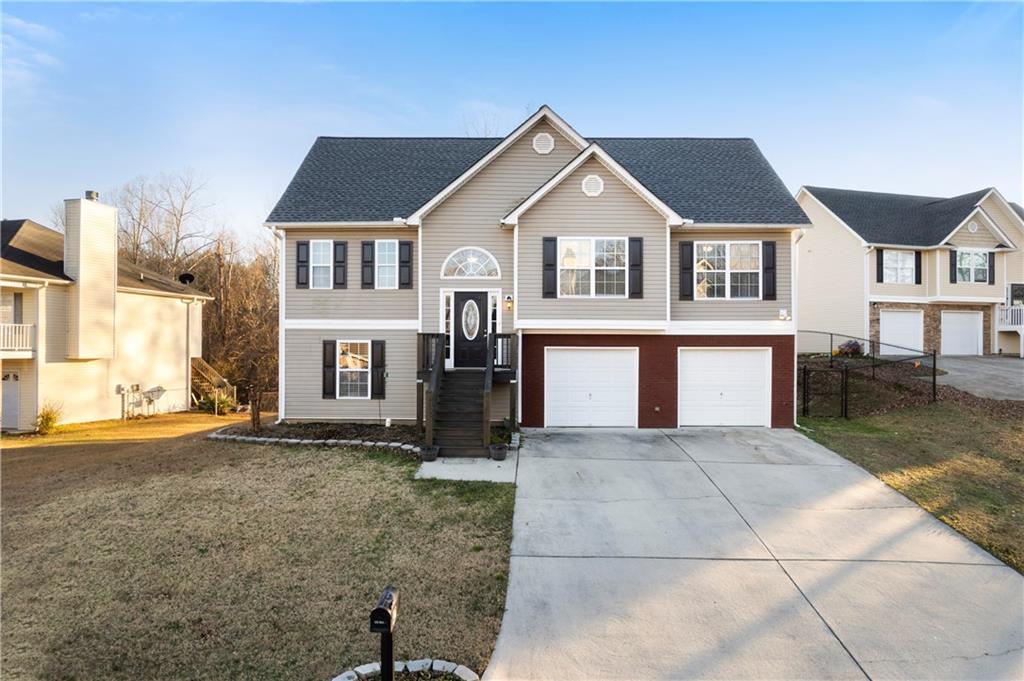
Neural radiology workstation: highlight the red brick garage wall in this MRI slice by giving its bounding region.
[521,334,795,429]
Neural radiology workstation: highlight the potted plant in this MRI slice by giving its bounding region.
[489,443,508,461]
[420,445,439,462]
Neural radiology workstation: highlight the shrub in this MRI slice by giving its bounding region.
[35,402,63,435]
[197,393,235,414]
[836,340,862,357]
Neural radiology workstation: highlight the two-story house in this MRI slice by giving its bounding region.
[796,186,1024,357]
[267,107,809,455]
[1,192,210,431]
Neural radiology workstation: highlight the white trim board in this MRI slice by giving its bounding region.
[665,320,795,335]
[283,319,419,330]
[870,296,1004,304]
[516,318,667,331]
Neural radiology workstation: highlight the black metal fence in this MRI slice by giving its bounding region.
[798,330,937,418]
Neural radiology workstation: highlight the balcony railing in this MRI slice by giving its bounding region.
[997,305,1024,330]
[0,323,34,351]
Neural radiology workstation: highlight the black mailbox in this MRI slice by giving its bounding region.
[370,586,399,633]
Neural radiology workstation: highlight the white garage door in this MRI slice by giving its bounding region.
[879,310,924,355]
[678,348,771,427]
[941,311,983,355]
[545,348,638,427]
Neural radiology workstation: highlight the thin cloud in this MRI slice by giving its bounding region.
[2,13,60,41]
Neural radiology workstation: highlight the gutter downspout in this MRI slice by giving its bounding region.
[183,298,193,410]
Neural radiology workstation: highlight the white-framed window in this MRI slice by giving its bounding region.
[441,247,501,279]
[695,241,760,300]
[558,237,627,298]
[956,250,989,283]
[375,240,398,289]
[336,340,371,399]
[883,249,916,284]
[310,240,333,289]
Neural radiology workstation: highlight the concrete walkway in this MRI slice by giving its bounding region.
[935,355,1024,401]
[485,428,1023,680]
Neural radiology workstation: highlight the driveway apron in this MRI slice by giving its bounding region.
[484,428,1023,680]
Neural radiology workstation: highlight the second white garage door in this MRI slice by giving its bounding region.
[545,348,638,427]
[941,311,983,355]
[879,310,924,355]
[678,348,771,427]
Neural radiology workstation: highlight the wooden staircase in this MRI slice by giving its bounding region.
[190,357,236,406]
[433,371,489,457]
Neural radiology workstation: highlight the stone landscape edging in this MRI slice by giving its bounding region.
[207,425,423,455]
[330,658,479,680]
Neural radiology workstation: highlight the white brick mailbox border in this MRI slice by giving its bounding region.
[208,426,423,455]
[331,658,479,681]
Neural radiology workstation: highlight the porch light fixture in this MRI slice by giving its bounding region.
[504,295,514,312]
[778,308,791,321]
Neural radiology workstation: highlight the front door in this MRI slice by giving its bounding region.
[453,291,488,367]
[2,371,20,431]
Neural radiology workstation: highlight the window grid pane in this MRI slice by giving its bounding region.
[730,272,760,299]
[696,271,726,299]
[337,341,370,399]
[559,269,590,296]
[595,269,625,296]
[311,241,332,265]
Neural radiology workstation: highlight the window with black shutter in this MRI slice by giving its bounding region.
[370,341,386,399]
[542,237,557,298]
[361,241,375,288]
[333,241,347,289]
[322,340,336,398]
[679,241,694,300]
[762,241,777,301]
[628,237,643,299]
[398,241,413,289]
[296,240,309,289]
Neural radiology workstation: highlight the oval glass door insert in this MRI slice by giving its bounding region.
[462,299,480,341]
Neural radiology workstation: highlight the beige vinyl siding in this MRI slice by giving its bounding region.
[939,249,1007,299]
[422,120,580,332]
[869,247,929,298]
[517,157,667,321]
[671,230,793,321]
[978,195,1024,285]
[3,358,37,431]
[947,219,1003,249]
[926,250,940,297]
[283,328,416,421]
[284,229,417,320]
[37,289,194,424]
[795,193,866,351]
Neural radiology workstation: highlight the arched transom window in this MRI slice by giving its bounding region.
[441,247,501,279]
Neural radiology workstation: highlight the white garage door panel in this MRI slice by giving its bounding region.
[941,312,983,356]
[879,310,924,355]
[545,348,638,427]
[678,349,770,427]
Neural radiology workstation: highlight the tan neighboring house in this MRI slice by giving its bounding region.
[1,192,211,432]
[796,186,1024,357]
[267,106,811,455]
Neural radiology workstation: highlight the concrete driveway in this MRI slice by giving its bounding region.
[935,355,1024,401]
[485,428,1023,680]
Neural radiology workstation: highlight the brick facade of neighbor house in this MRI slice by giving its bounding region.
[521,334,795,429]
[869,302,992,354]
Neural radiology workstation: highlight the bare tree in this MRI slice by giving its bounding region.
[47,201,66,233]
[114,176,159,265]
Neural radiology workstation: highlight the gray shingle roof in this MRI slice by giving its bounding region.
[803,186,995,247]
[267,136,809,225]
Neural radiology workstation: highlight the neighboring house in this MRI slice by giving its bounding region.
[266,106,809,454]
[1,192,211,432]
[796,186,1024,357]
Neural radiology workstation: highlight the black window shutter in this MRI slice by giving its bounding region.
[949,250,957,284]
[370,341,385,399]
[876,248,884,283]
[333,241,347,289]
[542,237,557,298]
[361,241,375,289]
[989,252,996,285]
[914,251,922,285]
[628,237,643,299]
[679,241,694,301]
[762,241,777,301]
[296,240,309,289]
[399,241,413,289]
[322,340,335,399]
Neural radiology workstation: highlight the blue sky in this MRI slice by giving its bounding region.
[3,2,1022,241]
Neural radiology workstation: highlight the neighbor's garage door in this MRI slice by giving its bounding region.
[545,348,638,427]
[879,310,924,355]
[678,348,771,427]
[941,311,983,355]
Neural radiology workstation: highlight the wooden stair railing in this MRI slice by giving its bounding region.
[482,333,496,447]
[422,334,445,446]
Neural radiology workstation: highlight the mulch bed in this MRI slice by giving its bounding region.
[220,420,422,444]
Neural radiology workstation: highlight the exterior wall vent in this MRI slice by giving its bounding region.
[532,132,555,155]
[968,221,978,233]
[581,174,605,197]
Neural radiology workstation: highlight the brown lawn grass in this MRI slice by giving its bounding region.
[1,413,514,680]
[802,403,1024,573]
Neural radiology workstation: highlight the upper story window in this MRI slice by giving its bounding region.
[559,237,626,298]
[441,247,501,279]
[695,241,760,300]
[882,249,915,284]
[956,250,989,283]
[375,240,398,289]
[310,240,333,289]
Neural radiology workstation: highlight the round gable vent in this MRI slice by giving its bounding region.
[968,221,979,233]
[581,174,605,197]
[532,132,555,155]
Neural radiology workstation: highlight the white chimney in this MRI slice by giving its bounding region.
[64,191,117,358]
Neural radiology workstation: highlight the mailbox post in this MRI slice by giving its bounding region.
[370,586,399,681]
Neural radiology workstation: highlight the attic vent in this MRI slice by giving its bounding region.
[581,174,605,197]
[532,132,555,155]
[968,221,979,233]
